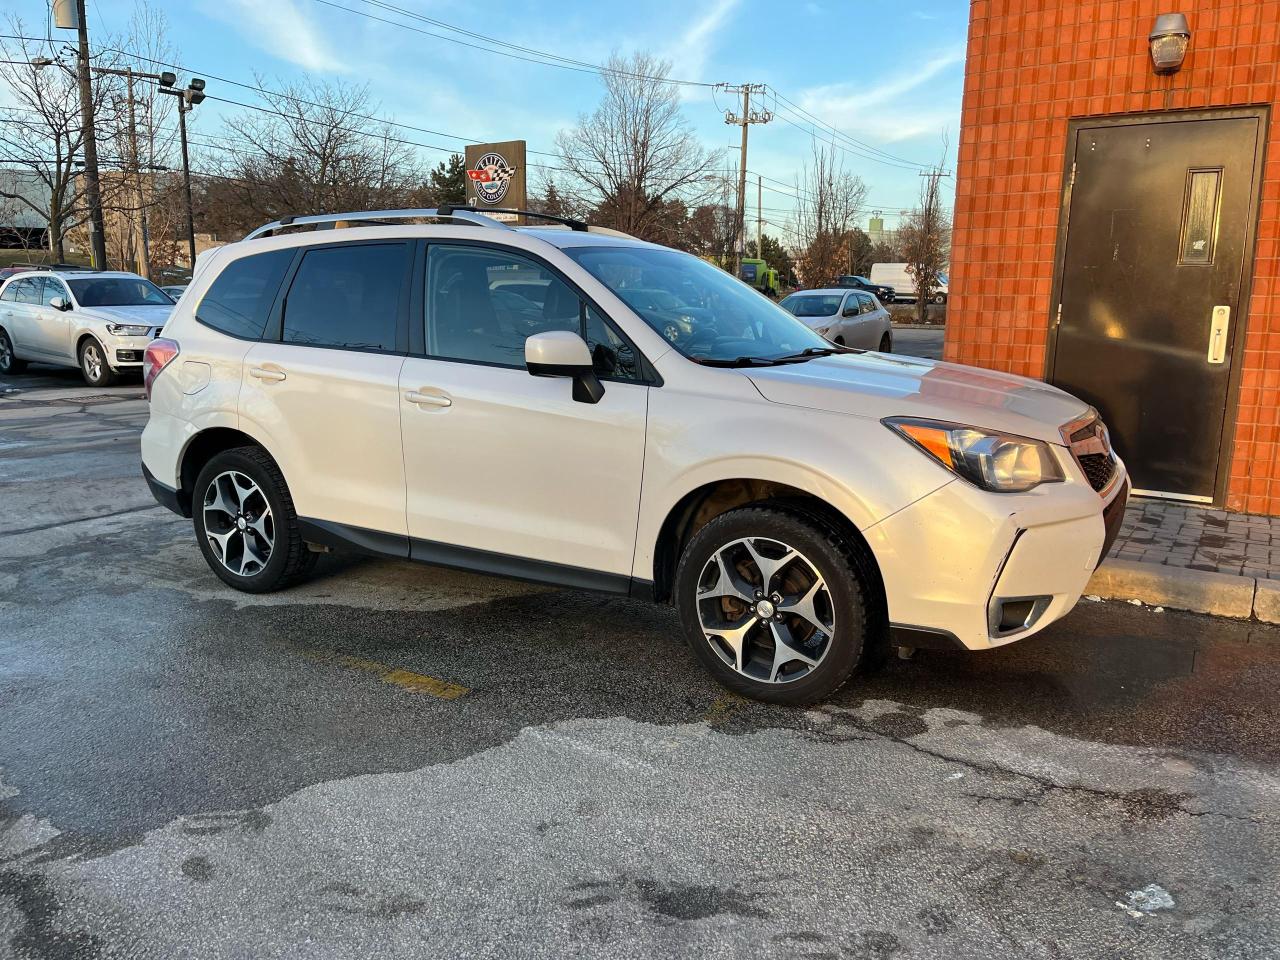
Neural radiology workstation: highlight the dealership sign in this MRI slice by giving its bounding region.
[464,141,527,221]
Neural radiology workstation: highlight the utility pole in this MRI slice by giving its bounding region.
[721,83,771,276]
[72,0,108,270]
[747,175,757,261]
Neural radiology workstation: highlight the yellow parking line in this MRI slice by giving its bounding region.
[298,648,470,700]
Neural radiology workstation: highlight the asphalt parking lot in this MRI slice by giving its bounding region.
[4,363,1280,959]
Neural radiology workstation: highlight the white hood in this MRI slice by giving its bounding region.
[745,352,1090,444]
[82,304,173,327]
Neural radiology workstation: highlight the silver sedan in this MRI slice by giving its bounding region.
[779,288,893,351]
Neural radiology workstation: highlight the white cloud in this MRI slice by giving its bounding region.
[665,0,742,83]
[217,0,349,73]
[797,44,965,125]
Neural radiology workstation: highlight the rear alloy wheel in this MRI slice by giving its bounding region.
[193,446,316,592]
[933,292,947,305]
[675,506,879,705]
[879,332,892,352]
[0,329,26,374]
[79,339,117,386]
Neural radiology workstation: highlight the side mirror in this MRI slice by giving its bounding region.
[49,296,69,311]
[525,330,605,404]
[842,305,858,317]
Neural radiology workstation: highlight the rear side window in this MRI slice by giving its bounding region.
[196,250,293,340]
[282,243,408,352]
[12,278,41,305]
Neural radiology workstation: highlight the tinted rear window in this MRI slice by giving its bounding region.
[781,294,842,318]
[196,250,294,340]
[281,243,408,352]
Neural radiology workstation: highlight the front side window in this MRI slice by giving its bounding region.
[67,276,171,307]
[196,248,294,341]
[281,243,408,352]
[426,244,642,380]
[40,278,69,306]
[857,293,876,314]
[566,246,828,364]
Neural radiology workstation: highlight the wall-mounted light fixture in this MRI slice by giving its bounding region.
[1149,13,1191,76]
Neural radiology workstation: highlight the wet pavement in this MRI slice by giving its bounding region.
[3,365,1280,958]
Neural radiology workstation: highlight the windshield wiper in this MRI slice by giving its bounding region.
[773,346,861,361]
[690,355,782,367]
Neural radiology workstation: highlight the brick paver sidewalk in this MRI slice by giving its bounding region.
[1109,498,1280,581]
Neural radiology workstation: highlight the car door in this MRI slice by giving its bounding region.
[399,242,649,581]
[37,276,76,362]
[4,278,46,358]
[238,240,412,543]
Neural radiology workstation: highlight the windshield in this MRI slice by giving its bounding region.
[780,294,842,318]
[68,277,173,307]
[563,246,828,363]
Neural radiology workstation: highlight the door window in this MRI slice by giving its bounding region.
[39,278,69,306]
[426,244,643,380]
[12,278,41,305]
[1179,168,1222,265]
[281,243,408,352]
[858,292,876,314]
[196,248,294,340]
[0,281,17,302]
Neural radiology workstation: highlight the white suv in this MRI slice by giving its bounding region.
[0,270,175,385]
[141,208,1129,705]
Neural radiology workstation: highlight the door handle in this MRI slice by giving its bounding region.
[405,390,452,408]
[1207,305,1230,365]
[249,365,286,382]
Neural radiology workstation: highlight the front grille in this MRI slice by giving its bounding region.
[1062,413,1117,494]
[1078,452,1115,492]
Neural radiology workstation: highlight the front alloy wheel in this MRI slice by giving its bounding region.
[696,537,835,684]
[202,470,275,577]
[79,339,116,386]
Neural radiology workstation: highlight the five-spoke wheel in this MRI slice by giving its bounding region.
[202,470,275,577]
[696,537,835,685]
[676,505,878,705]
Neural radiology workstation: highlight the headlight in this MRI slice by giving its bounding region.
[106,322,152,337]
[884,417,1065,493]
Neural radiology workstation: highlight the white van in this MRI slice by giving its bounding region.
[870,263,949,304]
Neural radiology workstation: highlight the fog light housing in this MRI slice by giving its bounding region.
[989,595,1052,638]
[1149,13,1190,76]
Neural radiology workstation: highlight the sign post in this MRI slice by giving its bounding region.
[464,141,527,223]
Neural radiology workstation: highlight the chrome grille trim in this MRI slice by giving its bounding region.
[1060,410,1118,495]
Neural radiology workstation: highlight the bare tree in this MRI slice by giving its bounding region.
[792,141,866,287]
[205,77,421,236]
[554,51,721,240]
[899,168,952,321]
[0,20,125,261]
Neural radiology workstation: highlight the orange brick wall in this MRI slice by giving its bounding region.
[947,0,1280,513]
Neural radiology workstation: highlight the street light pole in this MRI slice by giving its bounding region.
[177,102,195,270]
[157,77,204,273]
[72,0,108,270]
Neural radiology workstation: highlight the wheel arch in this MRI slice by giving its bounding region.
[175,426,275,517]
[649,478,887,629]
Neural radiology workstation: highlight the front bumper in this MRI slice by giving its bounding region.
[865,460,1129,651]
[105,332,160,369]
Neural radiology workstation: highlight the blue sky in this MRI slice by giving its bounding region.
[13,0,966,238]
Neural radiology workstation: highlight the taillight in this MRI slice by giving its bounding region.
[144,338,180,400]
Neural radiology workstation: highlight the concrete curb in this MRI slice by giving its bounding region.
[890,322,947,330]
[1086,558,1280,622]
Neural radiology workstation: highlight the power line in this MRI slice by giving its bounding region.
[766,87,931,170]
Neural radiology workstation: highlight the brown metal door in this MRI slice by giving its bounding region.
[1050,114,1262,501]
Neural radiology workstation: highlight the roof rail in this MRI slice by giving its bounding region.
[437,205,591,232]
[242,207,515,241]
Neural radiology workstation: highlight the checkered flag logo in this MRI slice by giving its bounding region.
[468,152,517,204]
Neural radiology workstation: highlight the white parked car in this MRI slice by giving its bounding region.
[0,270,175,385]
[779,288,892,351]
[141,208,1128,705]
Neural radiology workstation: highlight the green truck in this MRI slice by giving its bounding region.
[738,258,782,298]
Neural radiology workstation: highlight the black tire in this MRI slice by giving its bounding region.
[0,328,26,374]
[79,338,117,386]
[674,505,882,706]
[933,293,947,305]
[879,332,892,353]
[192,445,317,593]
